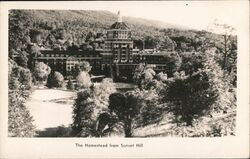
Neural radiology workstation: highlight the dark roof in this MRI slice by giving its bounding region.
[40,50,102,55]
[134,51,177,56]
[110,22,129,29]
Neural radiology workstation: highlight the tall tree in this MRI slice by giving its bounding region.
[9,10,32,51]
[8,59,35,137]
[109,92,142,137]
[207,21,236,71]
[133,64,156,90]
[72,78,117,137]
[72,89,96,136]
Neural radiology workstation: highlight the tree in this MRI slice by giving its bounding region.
[75,61,92,76]
[75,71,91,89]
[180,52,204,75]
[72,89,96,136]
[144,35,159,49]
[162,71,217,126]
[67,78,75,90]
[95,112,118,137]
[133,89,163,127]
[133,63,145,85]
[9,10,32,51]
[30,29,43,44]
[8,93,36,137]
[108,92,142,137]
[202,49,236,113]
[47,71,65,88]
[163,52,182,76]
[8,59,35,137]
[133,64,156,90]
[15,50,29,68]
[156,72,168,82]
[33,62,51,84]
[207,21,237,71]
[159,36,177,51]
[85,31,96,42]
[72,78,117,137]
[162,49,235,126]
[93,78,116,110]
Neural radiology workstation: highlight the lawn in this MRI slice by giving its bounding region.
[26,89,76,131]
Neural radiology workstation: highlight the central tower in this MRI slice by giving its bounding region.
[105,11,133,63]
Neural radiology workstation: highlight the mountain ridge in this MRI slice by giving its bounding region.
[19,10,190,30]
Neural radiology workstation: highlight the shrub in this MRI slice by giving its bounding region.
[67,78,75,90]
[33,62,51,85]
[47,71,65,88]
[75,71,91,89]
[75,61,92,77]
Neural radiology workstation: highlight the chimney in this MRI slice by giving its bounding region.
[117,11,122,22]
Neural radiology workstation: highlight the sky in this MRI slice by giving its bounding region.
[75,1,247,32]
[3,1,248,32]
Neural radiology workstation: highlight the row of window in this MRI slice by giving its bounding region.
[40,54,100,58]
[113,44,129,48]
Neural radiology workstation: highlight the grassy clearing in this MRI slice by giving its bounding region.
[26,89,76,131]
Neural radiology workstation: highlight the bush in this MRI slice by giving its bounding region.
[47,71,65,88]
[67,79,75,90]
[33,62,51,85]
[75,71,91,89]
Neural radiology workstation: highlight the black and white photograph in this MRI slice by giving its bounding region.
[0,0,249,158]
[6,3,239,138]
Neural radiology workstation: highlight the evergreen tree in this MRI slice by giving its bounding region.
[8,59,35,137]
[72,78,116,137]
[108,91,142,137]
[72,89,96,136]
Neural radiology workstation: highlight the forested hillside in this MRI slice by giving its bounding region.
[9,10,237,80]
[8,10,237,137]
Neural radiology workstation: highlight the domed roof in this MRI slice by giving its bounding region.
[110,22,129,30]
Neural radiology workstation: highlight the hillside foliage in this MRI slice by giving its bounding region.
[8,10,237,137]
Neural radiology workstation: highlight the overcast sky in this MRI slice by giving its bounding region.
[76,1,247,32]
[4,1,248,32]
